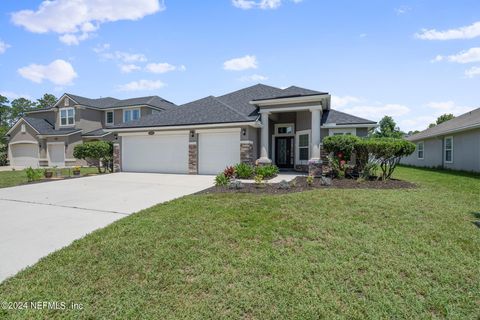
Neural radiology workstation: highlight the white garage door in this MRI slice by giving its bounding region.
[122,132,189,173]
[10,143,39,168]
[198,130,240,175]
[48,143,65,167]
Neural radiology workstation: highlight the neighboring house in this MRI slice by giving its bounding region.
[6,93,176,167]
[402,108,480,172]
[106,84,377,175]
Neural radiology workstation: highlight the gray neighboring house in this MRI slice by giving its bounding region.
[6,93,176,167]
[401,108,480,172]
[107,84,377,175]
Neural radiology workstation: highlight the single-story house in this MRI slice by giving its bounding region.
[7,84,377,175]
[401,107,480,172]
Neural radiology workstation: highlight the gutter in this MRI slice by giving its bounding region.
[105,121,258,133]
[408,123,480,141]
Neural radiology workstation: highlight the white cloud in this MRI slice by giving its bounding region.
[232,0,281,9]
[331,95,362,108]
[426,101,472,115]
[399,116,437,132]
[103,51,147,63]
[0,40,11,54]
[415,21,480,40]
[395,6,411,15]
[145,62,176,74]
[341,104,411,120]
[117,79,165,91]
[465,66,480,78]
[239,74,268,82]
[18,59,77,85]
[11,0,163,45]
[434,47,480,64]
[120,64,141,73]
[224,55,258,71]
[93,43,110,53]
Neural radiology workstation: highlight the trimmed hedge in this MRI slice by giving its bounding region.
[73,141,113,173]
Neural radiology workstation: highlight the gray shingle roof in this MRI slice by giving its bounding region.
[64,93,176,110]
[114,96,252,128]
[321,109,376,125]
[23,117,81,135]
[251,85,328,101]
[82,128,111,137]
[407,107,480,141]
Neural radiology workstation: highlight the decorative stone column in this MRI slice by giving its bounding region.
[257,111,272,165]
[309,107,323,177]
[113,142,121,172]
[188,142,198,174]
[240,141,254,164]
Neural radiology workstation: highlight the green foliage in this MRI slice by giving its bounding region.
[25,167,43,182]
[215,173,229,186]
[356,138,415,180]
[36,93,57,109]
[73,141,113,173]
[234,162,255,179]
[10,98,37,124]
[372,116,404,138]
[428,113,455,128]
[306,175,314,186]
[254,174,264,186]
[323,135,361,161]
[255,164,279,179]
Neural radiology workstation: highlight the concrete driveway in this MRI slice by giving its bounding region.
[0,173,213,282]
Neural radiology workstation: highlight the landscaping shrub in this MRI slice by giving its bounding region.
[223,166,235,179]
[215,173,229,186]
[234,162,255,179]
[323,136,415,181]
[255,164,279,179]
[323,135,361,161]
[25,167,43,182]
[73,141,113,173]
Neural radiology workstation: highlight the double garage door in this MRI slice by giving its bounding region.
[121,130,240,175]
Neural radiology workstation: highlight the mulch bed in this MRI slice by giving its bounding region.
[197,176,417,195]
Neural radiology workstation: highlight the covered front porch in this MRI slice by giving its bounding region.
[253,94,331,176]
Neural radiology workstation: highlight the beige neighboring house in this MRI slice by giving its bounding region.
[402,108,480,173]
[6,93,176,168]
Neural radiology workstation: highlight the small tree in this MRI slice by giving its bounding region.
[367,138,415,180]
[323,135,361,177]
[73,141,113,173]
[373,116,404,138]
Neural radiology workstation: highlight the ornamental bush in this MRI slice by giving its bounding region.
[255,164,279,179]
[323,135,361,161]
[323,136,415,180]
[73,141,113,173]
[234,162,255,179]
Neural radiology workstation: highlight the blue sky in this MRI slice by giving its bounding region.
[0,0,479,131]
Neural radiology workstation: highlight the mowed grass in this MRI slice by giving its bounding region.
[0,166,479,319]
[0,167,101,189]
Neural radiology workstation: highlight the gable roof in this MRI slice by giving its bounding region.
[252,85,328,101]
[321,109,376,126]
[20,117,81,135]
[407,108,480,141]
[114,96,253,128]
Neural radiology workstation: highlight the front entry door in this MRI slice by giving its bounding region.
[275,137,294,169]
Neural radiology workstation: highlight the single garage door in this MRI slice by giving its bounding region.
[10,143,39,168]
[122,132,189,173]
[48,143,65,167]
[198,129,240,175]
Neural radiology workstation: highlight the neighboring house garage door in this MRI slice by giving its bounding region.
[48,143,66,167]
[198,129,240,175]
[10,143,39,168]
[122,132,189,173]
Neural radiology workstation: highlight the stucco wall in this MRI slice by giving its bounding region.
[9,121,38,144]
[113,107,154,125]
[77,108,103,133]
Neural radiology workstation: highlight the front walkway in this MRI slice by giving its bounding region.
[0,173,214,282]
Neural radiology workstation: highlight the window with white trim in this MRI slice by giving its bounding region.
[275,123,294,135]
[417,141,424,159]
[444,136,453,163]
[123,109,140,123]
[106,111,114,125]
[59,107,75,126]
[295,130,310,164]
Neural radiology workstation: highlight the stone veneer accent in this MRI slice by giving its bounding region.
[113,142,121,172]
[240,141,254,164]
[189,143,198,174]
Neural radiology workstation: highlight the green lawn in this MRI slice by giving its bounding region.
[0,166,479,319]
[0,167,101,189]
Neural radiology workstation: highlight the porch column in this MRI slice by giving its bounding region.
[309,107,322,176]
[258,111,272,164]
